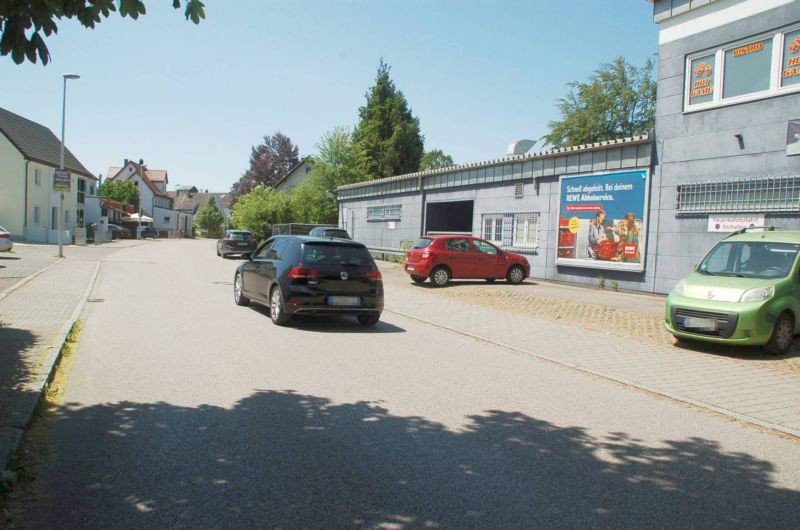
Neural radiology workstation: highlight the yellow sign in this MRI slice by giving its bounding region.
[568,216,580,234]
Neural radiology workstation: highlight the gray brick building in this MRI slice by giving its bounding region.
[337,0,800,294]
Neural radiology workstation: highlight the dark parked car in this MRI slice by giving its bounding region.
[217,230,258,258]
[404,235,530,287]
[107,223,131,240]
[233,235,383,326]
[308,226,352,240]
[137,225,158,239]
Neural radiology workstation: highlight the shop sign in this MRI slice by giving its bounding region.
[788,120,800,156]
[781,30,800,88]
[53,169,71,192]
[556,169,649,272]
[689,54,715,105]
[707,216,765,232]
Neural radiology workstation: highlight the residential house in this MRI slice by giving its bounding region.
[0,106,97,242]
[274,157,314,192]
[172,188,232,233]
[105,160,191,236]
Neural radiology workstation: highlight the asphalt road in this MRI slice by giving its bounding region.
[21,239,800,528]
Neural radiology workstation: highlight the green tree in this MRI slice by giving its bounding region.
[230,186,291,240]
[195,196,224,233]
[543,56,656,148]
[291,126,370,224]
[420,149,454,171]
[1,1,205,65]
[353,60,424,179]
[98,179,139,209]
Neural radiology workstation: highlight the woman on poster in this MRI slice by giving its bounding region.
[621,213,641,264]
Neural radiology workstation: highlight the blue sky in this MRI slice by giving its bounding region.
[1,1,658,192]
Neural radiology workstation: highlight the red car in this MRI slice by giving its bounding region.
[404,235,530,287]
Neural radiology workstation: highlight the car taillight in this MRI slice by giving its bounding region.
[0,234,9,239]
[225,239,235,244]
[250,239,257,245]
[421,250,430,259]
[367,270,382,280]
[288,267,321,280]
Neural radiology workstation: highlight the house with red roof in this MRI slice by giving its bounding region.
[105,159,192,236]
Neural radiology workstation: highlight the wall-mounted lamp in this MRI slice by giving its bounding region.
[734,133,745,150]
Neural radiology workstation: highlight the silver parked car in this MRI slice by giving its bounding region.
[0,226,12,252]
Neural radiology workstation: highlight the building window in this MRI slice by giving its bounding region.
[676,176,800,213]
[684,24,800,111]
[164,216,171,223]
[51,207,57,228]
[366,204,402,221]
[34,206,40,224]
[481,215,504,244]
[480,212,540,249]
[89,184,95,195]
[64,210,69,225]
[782,29,800,88]
[722,37,773,99]
[77,178,86,204]
[34,168,41,186]
[77,210,84,226]
[512,213,540,248]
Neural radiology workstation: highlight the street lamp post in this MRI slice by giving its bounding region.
[58,73,80,258]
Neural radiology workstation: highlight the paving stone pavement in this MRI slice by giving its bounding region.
[380,266,800,437]
[0,257,99,470]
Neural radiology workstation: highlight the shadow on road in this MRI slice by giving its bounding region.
[413,280,539,289]
[18,390,799,528]
[0,255,20,261]
[246,304,406,333]
[0,326,38,422]
[673,336,800,361]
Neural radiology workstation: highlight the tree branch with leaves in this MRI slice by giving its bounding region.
[1,0,205,65]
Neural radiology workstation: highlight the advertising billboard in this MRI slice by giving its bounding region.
[53,169,71,192]
[556,169,649,272]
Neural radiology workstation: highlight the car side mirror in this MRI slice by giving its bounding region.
[241,252,252,261]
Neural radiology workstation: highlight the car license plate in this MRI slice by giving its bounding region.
[237,242,246,246]
[682,317,717,331]
[406,265,415,271]
[328,296,360,306]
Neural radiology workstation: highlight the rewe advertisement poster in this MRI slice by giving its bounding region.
[556,170,649,272]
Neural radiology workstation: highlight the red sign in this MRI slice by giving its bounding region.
[565,204,603,212]
[623,243,638,258]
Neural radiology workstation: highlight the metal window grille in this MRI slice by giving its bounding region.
[514,182,524,198]
[676,176,800,213]
[367,204,402,221]
[481,212,540,249]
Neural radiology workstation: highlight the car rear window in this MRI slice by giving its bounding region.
[302,243,374,266]
[411,238,433,249]
[325,230,350,238]
[229,231,253,239]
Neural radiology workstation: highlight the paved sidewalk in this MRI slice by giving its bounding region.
[381,266,800,437]
[0,257,99,471]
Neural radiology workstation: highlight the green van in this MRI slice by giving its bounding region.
[665,228,800,355]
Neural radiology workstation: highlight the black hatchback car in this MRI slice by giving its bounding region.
[233,235,383,326]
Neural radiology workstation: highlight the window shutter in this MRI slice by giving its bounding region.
[514,182,524,198]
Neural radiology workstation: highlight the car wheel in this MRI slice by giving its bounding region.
[270,286,292,326]
[221,252,228,259]
[765,312,794,356]
[410,275,426,284]
[216,247,220,256]
[234,272,250,306]
[506,265,525,285]
[357,312,381,326]
[431,266,451,287]
[485,278,496,283]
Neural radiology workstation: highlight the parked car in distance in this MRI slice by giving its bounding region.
[233,235,383,326]
[404,235,530,287]
[137,225,158,239]
[0,225,13,252]
[217,230,258,258]
[308,226,351,240]
[665,227,800,355]
[107,223,131,240]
